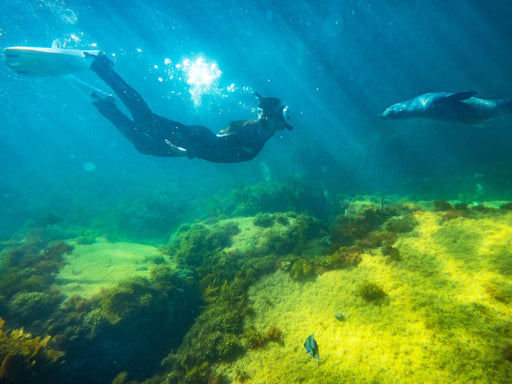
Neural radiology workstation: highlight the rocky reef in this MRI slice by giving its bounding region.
[1,197,512,383]
[0,227,198,384]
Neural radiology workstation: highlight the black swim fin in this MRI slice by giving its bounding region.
[446,91,478,101]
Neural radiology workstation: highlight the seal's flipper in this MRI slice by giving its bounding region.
[447,91,478,101]
[3,45,100,76]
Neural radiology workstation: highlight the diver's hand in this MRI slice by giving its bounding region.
[164,139,187,157]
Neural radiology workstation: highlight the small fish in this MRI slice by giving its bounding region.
[335,313,345,321]
[304,334,319,361]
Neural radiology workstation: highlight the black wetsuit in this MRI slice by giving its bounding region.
[90,56,276,163]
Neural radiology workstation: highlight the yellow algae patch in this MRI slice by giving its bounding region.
[56,237,172,298]
[226,216,299,252]
[214,210,512,383]
[225,217,267,252]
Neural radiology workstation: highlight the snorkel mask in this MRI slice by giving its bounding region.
[254,92,293,130]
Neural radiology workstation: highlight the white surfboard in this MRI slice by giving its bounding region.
[3,41,100,76]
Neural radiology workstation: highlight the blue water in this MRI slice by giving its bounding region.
[1,0,512,240]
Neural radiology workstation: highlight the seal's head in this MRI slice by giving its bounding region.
[255,92,293,130]
[378,102,410,120]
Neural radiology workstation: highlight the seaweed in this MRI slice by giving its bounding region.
[471,204,495,213]
[160,272,255,382]
[42,241,73,260]
[289,259,316,281]
[264,325,283,343]
[8,290,63,323]
[0,317,63,384]
[260,213,327,257]
[384,214,417,233]
[253,213,275,227]
[503,342,512,362]
[166,213,327,294]
[434,200,453,211]
[355,230,397,249]
[242,324,283,349]
[329,205,391,248]
[356,281,387,303]
[43,265,199,384]
[167,221,240,268]
[381,244,401,261]
[208,180,329,220]
[500,202,512,211]
[0,240,71,332]
[242,325,264,349]
[326,245,362,269]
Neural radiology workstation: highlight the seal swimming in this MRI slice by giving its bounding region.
[378,91,512,125]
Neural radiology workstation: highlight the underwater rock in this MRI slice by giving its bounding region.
[500,202,512,211]
[168,221,240,268]
[8,291,63,323]
[381,244,401,261]
[38,213,63,226]
[166,213,327,295]
[454,202,469,211]
[289,259,316,281]
[253,212,275,227]
[355,230,397,249]
[43,241,73,260]
[503,342,512,362]
[258,213,327,257]
[198,205,512,383]
[281,260,292,271]
[161,271,257,382]
[327,245,362,269]
[260,228,297,256]
[434,200,453,211]
[329,205,391,248]
[49,265,199,384]
[242,325,265,349]
[471,204,493,213]
[0,240,71,332]
[384,214,417,233]
[209,181,329,220]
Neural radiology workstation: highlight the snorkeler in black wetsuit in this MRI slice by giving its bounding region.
[89,54,292,163]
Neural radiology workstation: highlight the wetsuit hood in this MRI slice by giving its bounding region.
[254,92,293,130]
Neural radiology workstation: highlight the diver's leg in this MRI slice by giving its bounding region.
[92,96,182,156]
[90,54,152,122]
[92,97,141,141]
[64,74,143,142]
[63,74,113,103]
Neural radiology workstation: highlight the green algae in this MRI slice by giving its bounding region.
[0,240,71,332]
[48,263,198,383]
[0,230,198,383]
[253,213,275,227]
[356,281,387,303]
[384,213,417,233]
[209,181,329,220]
[167,221,240,268]
[8,291,63,323]
[203,208,512,384]
[2,201,512,384]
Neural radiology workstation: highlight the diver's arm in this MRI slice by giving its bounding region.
[164,140,188,157]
